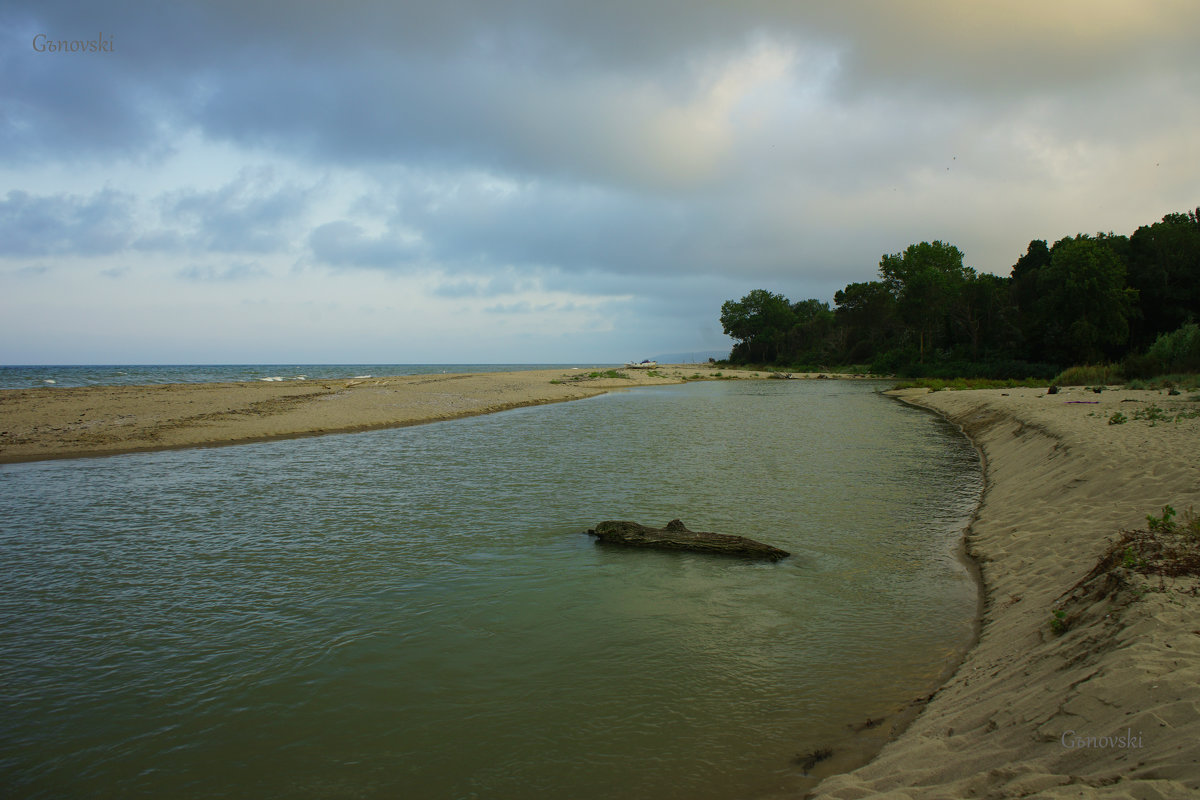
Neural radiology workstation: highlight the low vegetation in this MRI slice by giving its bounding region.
[1108,403,1200,426]
[1052,364,1125,386]
[891,377,1049,391]
[1051,505,1200,635]
[550,369,630,384]
[1101,506,1200,580]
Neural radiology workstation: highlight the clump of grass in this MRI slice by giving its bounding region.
[1121,546,1147,570]
[1147,505,1176,533]
[1053,506,1200,637]
[1127,404,1200,425]
[1127,374,1200,391]
[1135,404,1168,423]
[1087,505,1200,582]
[1105,401,1200,426]
[554,369,630,383]
[1052,363,1124,386]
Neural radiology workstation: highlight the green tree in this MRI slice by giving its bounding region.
[1009,240,1051,360]
[954,272,1018,359]
[720,289,796,363]
[1011,240,1049,313]
[782,299,836,363]
[878,241,969,362]
[833,280,900,362]
[1127,209,1200,349]
[1031,235,1136,364]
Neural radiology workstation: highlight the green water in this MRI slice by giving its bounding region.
[0,380,980,799]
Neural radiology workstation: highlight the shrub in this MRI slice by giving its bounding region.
[1146,323,1200,374]
[1121,352,1160,381]
[1052,363,1124,386]
[895,358,1059,381]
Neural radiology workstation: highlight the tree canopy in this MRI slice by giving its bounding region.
[718,207,1200,377]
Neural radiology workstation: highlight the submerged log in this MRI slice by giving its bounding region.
[587,519,789,561]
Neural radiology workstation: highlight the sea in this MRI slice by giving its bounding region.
[0,368,982,799]
[0,364,600,390]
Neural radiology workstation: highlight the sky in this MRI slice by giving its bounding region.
[3,1,1198,365]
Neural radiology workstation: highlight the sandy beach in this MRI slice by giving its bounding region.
[0,365,792,463]
[811,385,1200,799]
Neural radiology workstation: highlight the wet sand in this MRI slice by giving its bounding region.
[811,385,1200,799]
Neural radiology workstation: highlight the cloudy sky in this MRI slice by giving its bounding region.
[3,1,1198,364]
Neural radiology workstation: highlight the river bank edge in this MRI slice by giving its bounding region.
[808,386,1200,799]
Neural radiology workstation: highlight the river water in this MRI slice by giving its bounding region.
[0,379,980,799]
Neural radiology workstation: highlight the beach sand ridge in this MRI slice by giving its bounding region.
[811,385,1200,799]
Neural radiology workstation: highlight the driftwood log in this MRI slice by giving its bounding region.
[587,519,789,561]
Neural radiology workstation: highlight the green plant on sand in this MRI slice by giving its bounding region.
[1147,505,1176,533]
[1082,505,1200,584]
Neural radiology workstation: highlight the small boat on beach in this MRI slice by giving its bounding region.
[624,360,658,369]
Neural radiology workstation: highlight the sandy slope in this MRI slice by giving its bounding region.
[811,385,1200,800]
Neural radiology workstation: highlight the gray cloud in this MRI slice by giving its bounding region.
[10,3,1195,157]
[10,1,1192,190]
[4,0,1198,363]
[0,188,136,256]
[161,168,315,253]
[307,220,425,269]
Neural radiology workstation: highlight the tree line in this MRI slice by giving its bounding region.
[719,208,1200,378]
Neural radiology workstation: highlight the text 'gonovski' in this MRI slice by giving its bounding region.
[32,33,114,53]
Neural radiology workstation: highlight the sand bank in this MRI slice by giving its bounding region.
[0,365,791,463]
[811,385,1200,799]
